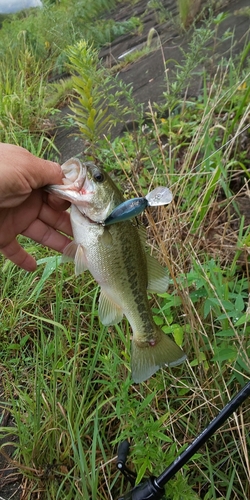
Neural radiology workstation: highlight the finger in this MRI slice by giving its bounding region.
[39,204,73,237]
[46,193,71,212]
[1,239,37,272]
[1,144,64,189]
[23,219,72,253]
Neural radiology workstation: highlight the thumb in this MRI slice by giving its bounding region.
[27,157,63,189]
[1,143,64,189]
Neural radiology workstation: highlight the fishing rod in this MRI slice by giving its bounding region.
[116,379,250,500]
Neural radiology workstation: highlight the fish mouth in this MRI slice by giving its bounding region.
[46,157,111,223]
[46,158,93,204]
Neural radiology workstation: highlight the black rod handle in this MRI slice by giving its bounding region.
[117,440,130,469]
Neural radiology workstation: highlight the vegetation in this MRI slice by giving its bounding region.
[0,0,141,150]
[0,1,250,499]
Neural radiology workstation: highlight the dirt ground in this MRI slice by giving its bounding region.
[1,0,250,498]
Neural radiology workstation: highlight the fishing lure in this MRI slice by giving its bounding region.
[104,186,173,225]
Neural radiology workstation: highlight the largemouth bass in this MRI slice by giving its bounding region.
[47,158,186,383]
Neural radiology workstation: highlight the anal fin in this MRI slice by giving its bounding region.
[98,290,124,326]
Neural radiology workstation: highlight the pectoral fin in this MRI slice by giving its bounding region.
[62,242,87,275]
[146,254,169,293]
[98,290,124,326]
[75,245,88,275]
[62,241,78,261]
[99,228,113,247]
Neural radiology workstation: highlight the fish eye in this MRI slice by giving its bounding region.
[93,170,105,183]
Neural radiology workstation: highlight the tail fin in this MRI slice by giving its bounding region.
[131,328,186,383]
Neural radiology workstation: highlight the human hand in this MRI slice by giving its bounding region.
[0,143,73,271]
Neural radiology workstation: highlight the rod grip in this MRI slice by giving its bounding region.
[117,440,130,468]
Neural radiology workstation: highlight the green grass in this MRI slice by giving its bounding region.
[1,2,250,499]
[0,0,140,153]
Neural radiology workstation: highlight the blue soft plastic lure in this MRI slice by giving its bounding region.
[103,186,173,226]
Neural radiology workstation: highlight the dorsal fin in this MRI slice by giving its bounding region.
[137,225,169,293]
[146,254,169,293]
